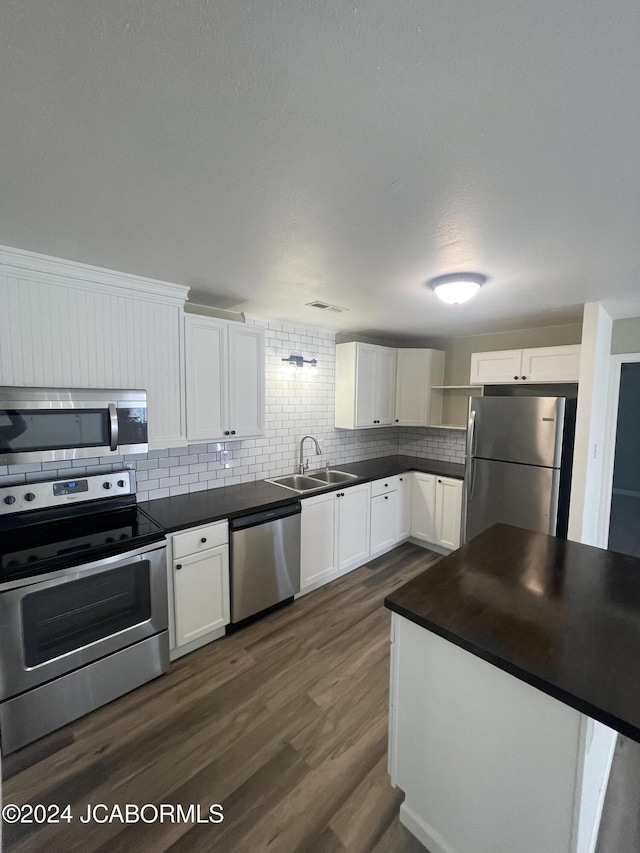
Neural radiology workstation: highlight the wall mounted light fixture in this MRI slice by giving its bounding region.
[282,353,318,369]
[428,272,487,305]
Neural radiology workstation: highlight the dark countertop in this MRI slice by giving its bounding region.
[385,523,640,743]
[140,454,464,533]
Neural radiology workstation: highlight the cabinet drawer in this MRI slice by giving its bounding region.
[371,476,398,497]
[172,520,229,559]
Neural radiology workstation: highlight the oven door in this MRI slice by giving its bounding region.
[0,544,167,701]
[0,387,148,465]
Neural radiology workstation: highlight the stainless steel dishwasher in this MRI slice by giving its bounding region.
[229,502,301,627]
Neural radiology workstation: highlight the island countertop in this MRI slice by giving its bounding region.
[385,523,640,743]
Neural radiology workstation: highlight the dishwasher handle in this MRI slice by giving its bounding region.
[230,502,301,532]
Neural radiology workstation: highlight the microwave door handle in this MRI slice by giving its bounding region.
[108,403,119,451]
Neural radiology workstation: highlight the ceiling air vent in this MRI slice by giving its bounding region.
[306,301,348,313]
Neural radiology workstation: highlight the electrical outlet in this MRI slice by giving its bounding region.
[221,449,231,468]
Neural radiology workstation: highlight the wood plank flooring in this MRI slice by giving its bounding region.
[2,542,439,853]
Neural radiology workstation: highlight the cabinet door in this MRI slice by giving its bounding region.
[435,477,463,550]
[521,345,581,383]
[184,315,227,441]
[174,545,230,646]
[470,350,523,384]
[376,347,398,426]
[337,482,371,573]
[395,474,412,541]
[301,491,338,590]
[395,350,444,426]
[227,324,265,438]
[355,345,378,427]
[411,473,436,543]
[370,492,397,555]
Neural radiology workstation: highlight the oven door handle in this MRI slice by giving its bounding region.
[108,403,119,451]
[0,542,167,592]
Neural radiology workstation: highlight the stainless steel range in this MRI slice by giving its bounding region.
[0,470,168,754]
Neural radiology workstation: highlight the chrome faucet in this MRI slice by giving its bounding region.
[299,435,322,474]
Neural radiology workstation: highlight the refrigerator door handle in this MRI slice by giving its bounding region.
[467,407,477,459]
[462,457,476,544]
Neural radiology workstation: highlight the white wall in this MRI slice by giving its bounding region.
[568,303,613,545]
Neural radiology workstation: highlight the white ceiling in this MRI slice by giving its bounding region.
[1,0,639,340]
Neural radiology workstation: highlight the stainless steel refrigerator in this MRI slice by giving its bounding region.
[463,396,576,543]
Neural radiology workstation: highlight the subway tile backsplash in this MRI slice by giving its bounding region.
[2,318,466,499]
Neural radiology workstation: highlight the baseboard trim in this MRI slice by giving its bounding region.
[399,802,460,853]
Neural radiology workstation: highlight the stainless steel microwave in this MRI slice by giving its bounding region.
[0,387,148,465]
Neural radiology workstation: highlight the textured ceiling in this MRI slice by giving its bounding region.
[1,0,639,339]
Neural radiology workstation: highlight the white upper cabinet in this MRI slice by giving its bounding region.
[0,246,188,448]
[395,349,445,426]
[470,345,581,384]
[227,324,265,438]
[184,315,264,442]
[336,342,397,428]
[185,317,227,441]
[519,345,582,383]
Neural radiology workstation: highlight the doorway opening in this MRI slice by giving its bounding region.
[608,360,640,557]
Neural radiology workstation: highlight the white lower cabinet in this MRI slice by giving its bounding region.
[169,520,230,658]
[300,481,371,594]
[395,475,412,541]
[337,482,372,573]
[370,476,405,557]
[301,491,338,590]
[299,470,463,597]
[411,473,437,544]
[411,473,463,551]
[370,492,398,556]
[434,476,463,550]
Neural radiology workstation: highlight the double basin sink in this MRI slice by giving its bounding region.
[267,469,359,494]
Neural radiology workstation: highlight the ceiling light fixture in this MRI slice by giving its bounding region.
[428,272,487,305]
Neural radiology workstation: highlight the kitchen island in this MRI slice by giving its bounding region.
[385,524,640,853]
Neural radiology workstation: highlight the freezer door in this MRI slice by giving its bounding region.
[470,397,565,467]
[464,458,560,542]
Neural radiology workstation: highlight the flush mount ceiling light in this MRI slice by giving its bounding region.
[428,272,487,305]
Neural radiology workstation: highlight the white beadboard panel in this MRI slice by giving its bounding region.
[0,272,185,447]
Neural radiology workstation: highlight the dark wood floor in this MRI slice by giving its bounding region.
[2,543,439,853]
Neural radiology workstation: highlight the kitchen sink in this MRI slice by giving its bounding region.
[266,474,329,493]
[306,469,359,484]
[267,469,359,493]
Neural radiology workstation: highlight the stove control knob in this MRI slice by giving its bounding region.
[24,492,36,502]
[3,495,16,505]
[103,481,113,490]
[117,479,126,488]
